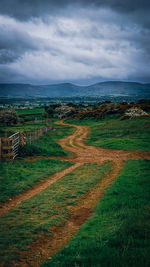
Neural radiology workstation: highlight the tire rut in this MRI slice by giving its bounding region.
[1,120,150,267]
[12,161,121,267]
[0,163,82,217]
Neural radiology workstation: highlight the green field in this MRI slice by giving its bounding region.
[0,162,111,265]
[42,160,150,267]
[0,120,49,137]
[15,108,44,115]
[0,118,74,156]
[19,122,74,157]
[0,159,71,204]
[0,113,150,266]
[67,115,150,151]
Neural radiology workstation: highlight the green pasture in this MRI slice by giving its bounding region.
[42,160,150,267]
[19,122,74,157]
[0,121,49,137]
[0,162,111,265]
[0,159,71,204]
[67,115,150,151]
[15,108,44,115]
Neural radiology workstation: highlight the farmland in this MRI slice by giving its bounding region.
[0,106,150,266]
[67,115,150,152]
[42,160,150,267]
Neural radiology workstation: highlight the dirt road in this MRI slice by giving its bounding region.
[1,120,149,217]
[1,120,150,266]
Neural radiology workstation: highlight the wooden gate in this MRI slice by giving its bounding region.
[1,132,21,160]
[10,132,20,158]
[0,125,52,160]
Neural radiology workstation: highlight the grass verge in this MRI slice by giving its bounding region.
[0,159,71,204]
[67,116,150,151]
[19,122,74,157]
[0,162,111,265]
[42,160,150,267]
[0,121,49,137]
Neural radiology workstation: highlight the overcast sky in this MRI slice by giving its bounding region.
[0,0,150,85]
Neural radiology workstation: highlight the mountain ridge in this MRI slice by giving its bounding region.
[0,81,150,98]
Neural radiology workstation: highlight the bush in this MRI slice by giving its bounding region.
[0,110,18,125]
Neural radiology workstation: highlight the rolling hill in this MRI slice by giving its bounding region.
[0,81,150,98]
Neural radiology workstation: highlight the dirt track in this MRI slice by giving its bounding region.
[56,120,150,165]
[1,120,150,266]
[1,120,150,217]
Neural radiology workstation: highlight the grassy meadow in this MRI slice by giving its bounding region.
[15,108,44,116]
[19,122,74,157]
[0,107,150,266]
[67,115,150,151]
[0,162,111,265]
[0,120,48,137]
[42,160,150,267]
[0,108,45,136]
[0,159,71,204]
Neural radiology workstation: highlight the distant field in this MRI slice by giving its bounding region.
[67,115,150,151]
[15,108,44,115]
[0,120,49,136]
[42,160,150,267]
[0,108,45,136]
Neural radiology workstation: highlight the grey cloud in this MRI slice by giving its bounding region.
[0,1,150,84]
[0,65,27,82]
[0,25,40,63]
[0,0,149,20]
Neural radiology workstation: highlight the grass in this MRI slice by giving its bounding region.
[20,122,74,156]
[15,108,44,115]
[0,159,71,204]
[0,162,111,265]
[67,115,150,151]
[0,119,74,156]
[0,121,50,137]
[42,160,150,267]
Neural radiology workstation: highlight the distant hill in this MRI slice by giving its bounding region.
[0,81,150,98]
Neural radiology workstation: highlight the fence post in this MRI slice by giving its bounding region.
[1,133,13,160]
[20,131,25,146]
[23,123,52,147]
[0,137,1,159]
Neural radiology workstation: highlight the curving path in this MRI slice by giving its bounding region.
[56,120,150,165]
[1,120,150,216]
[1,120,150,266]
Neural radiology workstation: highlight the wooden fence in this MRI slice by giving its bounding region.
[24,125,52,144]
[0,125,52,160]
[0,132,22,160]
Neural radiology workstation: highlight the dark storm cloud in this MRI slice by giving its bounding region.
[0,0,149,20]
[0,25,39,63]
[0,0,150,84]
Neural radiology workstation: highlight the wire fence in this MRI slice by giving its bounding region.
[25,125,52,144]
[0,125,52,160]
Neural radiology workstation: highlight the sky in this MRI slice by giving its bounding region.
[0,0,150,85]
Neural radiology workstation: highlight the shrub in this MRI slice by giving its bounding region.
[0,110,18,125]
